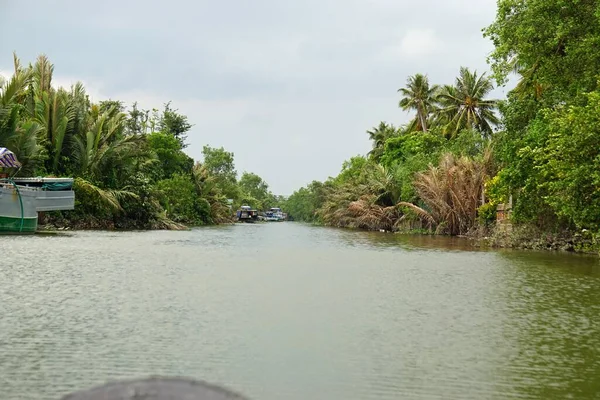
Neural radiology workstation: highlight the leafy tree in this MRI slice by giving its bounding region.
[201,145,239,200]
[159,102,192,147]
[484,0,600,98]
[494,89,600,229]
[483,0,600,234]
[239,172,271,208]
[126,102,149,135]
[156,173,199,223]
[335,156,368,185]
[147,131,193,180]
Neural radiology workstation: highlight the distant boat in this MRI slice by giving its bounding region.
[236,205,259,223]
[0,148,75,234]
[264,207,286,222]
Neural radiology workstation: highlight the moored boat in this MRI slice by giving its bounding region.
[0,148,75,234]
[236,205,259,223]
[265,207,286,221]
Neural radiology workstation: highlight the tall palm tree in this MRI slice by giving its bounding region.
[437,67,499,137]
[398,74,439,133]
[0,55,45,175]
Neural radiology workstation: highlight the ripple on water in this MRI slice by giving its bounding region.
[1,223,600,400]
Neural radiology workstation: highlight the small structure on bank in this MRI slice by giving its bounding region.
[496,196,513,232]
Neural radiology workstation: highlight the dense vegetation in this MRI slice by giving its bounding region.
[3,0,599,250]
[285,67,497,235]
[0,54,280,229]
[285,0,600,249]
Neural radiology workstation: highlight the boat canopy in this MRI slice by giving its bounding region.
[0,147,21,168]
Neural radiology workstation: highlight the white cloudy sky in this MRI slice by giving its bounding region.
[0,0,507,195]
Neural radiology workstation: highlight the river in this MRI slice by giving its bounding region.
[1,223,599,399]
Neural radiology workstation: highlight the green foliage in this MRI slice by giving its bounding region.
[367,122,399,161]
[398,74,439,132]
[147,131,193,180]
[0,53,277,230]
[335,156,368,185]
[396,69,499,137]
[239,171,275,210]
[294,65,498,232]
[477,202,497,226]
[284,180,332,222]
[483,0,600,235]
[436,68,499,137]
[125,102,149,135]
[496,89,600,229]
[156,174,201,224]
[484,0,600,97]
[379,132,445,169]
[159,102,192,147]
[201,145,239,200]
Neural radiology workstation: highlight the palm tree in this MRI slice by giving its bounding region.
[398,74,439,133]
[437,67,499,137]
[192,162,231,223]
[398,148,494,235]
[71,106,150,211]
[367,122,397,162]
[0,55,45,175]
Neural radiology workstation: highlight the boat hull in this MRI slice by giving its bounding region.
[0,215,37,233]
[0,180,74,234]
[0,186,39,233]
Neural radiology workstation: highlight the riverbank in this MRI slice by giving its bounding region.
[38,211,600,255]
[310,221,600,255]
[39,212,191,231]
[467,224,600,254]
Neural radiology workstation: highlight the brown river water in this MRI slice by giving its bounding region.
[1,223,599,399]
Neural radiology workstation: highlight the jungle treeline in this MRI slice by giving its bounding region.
[284,0,600,249]
[0,55,281,229]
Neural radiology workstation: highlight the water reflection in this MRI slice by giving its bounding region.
[330,225,484,252]
[493,252,600,399]
[1,224,599,400]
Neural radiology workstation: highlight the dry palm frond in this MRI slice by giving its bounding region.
[400,151,492,235]
[397,202,435,226]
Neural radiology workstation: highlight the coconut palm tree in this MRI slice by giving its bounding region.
[437,67,499,137]
[0,55,45,174]
[367,122,397,162]
[398,74,439,133]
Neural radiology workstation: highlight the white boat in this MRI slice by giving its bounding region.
[0,148,75,234]
[265,207,286,221]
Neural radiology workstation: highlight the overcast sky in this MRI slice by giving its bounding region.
[0,0,508,195]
